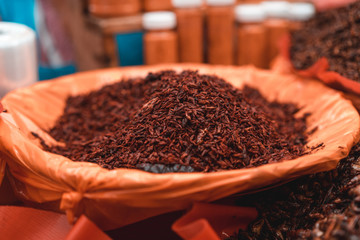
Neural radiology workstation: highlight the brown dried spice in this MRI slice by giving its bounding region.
[41,71,312,173]
[290,1,360,81]
[230,143,360,240]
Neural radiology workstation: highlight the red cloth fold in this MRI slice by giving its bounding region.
[66,215,111,240]
[0,204,257,240]
[172,203,258,240]
[0,206,110,240]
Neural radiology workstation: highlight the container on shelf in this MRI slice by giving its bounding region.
[205,0,236,65]
[235,4,267,68]
[89,0,141,17]
[0,22,37,97]
[143,11,178,65]
[288,2,316,31]
[261,1,290,65]
[172,0,204,63]
[143,0,172,12]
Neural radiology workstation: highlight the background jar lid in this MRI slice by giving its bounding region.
[172,0,203,8]
[235,4,266,23]
[261,1,290,19]
[206,0,236,7]
[0,22,37,97]
[142,11,177,30]
[288,2,316,21]
[0,22,35,48]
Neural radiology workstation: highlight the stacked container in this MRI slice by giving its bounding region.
[143,11,178,65]
[261,1,290,65]
[206,0,236,65]
[172,0,204,63]
[235,4,267,68]
[87,0,316,68]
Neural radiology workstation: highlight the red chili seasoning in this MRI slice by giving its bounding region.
[41,71,313,173]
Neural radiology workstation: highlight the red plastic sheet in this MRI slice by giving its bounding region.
[0,204,254,240]
[172,203,257,240]
[0,206,110,240]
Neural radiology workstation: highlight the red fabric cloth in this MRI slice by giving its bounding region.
[0,204,257,240]
[0,206,110,240]
[172,203,257,240]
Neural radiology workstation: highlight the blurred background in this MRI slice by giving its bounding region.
[0,0,316,94]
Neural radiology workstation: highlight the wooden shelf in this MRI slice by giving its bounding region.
[87,14,143,34]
